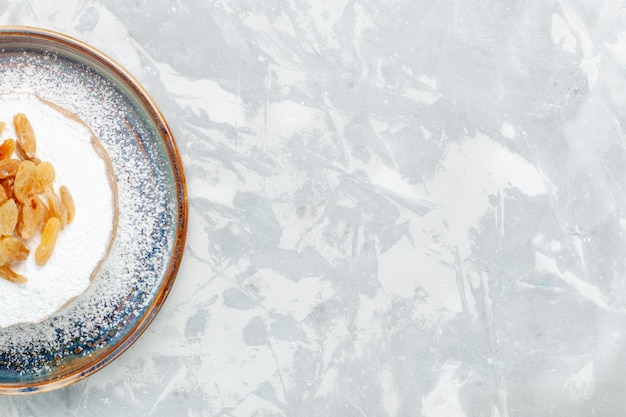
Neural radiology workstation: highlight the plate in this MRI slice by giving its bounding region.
[0,27,187,394]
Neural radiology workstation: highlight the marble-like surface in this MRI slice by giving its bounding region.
[2,0,626,415]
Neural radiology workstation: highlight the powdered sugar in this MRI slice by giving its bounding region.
[0,93,116,327]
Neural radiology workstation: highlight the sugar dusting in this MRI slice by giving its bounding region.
[0,48,177,376]
[0,93,116,328]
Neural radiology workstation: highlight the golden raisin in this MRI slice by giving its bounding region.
[37,196,50,230]
[45,186,68,228]
[0,265,26,284]
[1,179,13,200]
[35,217,60,266]
[0,199,18,236]
[2,236,29,262]
[0,159,20,179]
[13,113,36,160]
[0,185,7,205]
[35,161,55,192]
[59,185,74,224]
[0,139,15,160]
[0,244,7,267]
[14,160,37,204]
[20,197,43,239]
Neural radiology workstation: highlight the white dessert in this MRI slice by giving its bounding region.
[0,93,117,328]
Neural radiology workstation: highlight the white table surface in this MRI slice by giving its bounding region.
[2,0,625,415]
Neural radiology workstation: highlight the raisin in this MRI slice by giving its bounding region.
[60,186,74,224]
[0,265,26,284]
[35,217,60,266]
[2,236,29,262]
[14,160,37,204]
[0,199,18,236]
[0,139,15,160]
[35,161,55,192]
[13,113,36,159]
